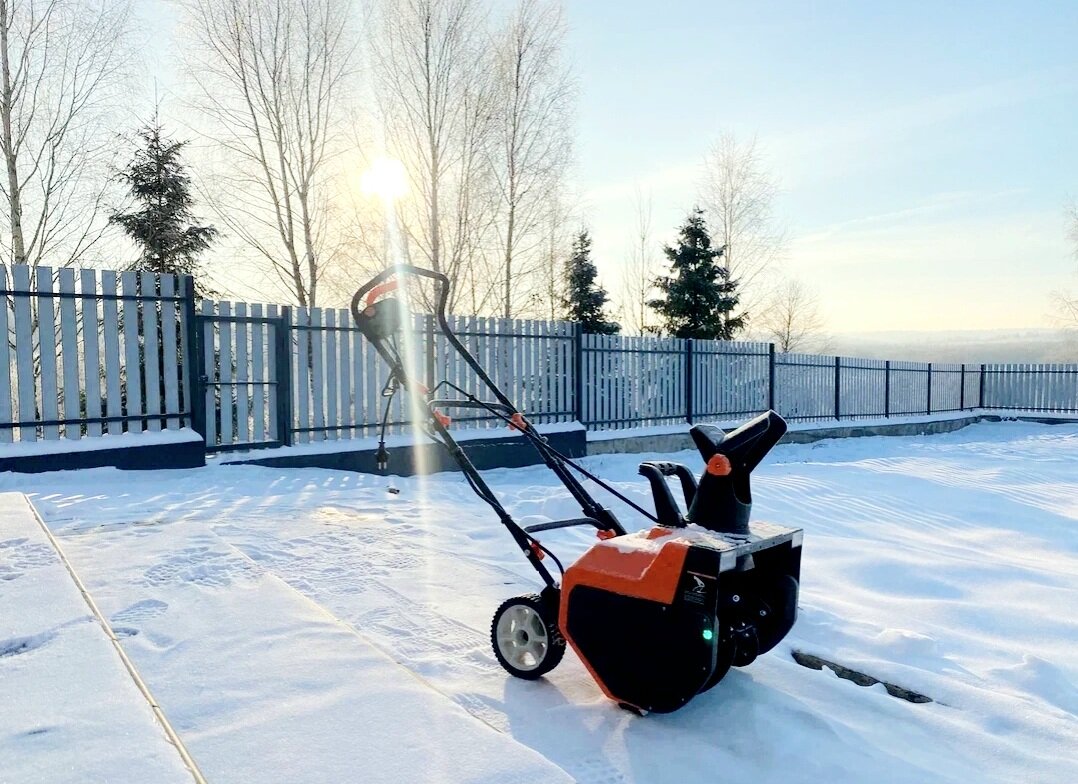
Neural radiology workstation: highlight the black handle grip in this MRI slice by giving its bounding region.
[350,265,451,329]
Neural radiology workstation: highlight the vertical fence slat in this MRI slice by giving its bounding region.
[219,302,234,446]
[160,276,180,430]
[100,271,123,436]
[12,266,36,441]
[295,308,311,444]
[58,269,80,440]
[80,270,102,436]
[310,308,325,440]
[140,273,161,432]
[0,267,11,442]
[201,300,217,447]
[251,304,266,442]
[338,309,351,439]
[267,304,280,441]
[235,302,250,444]
[120,271,142,434]
[324,309,337,440]
[36,267,60,440]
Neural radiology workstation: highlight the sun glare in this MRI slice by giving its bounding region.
[360,157,409,202]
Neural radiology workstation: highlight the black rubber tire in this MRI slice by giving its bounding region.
[490,593,566,680]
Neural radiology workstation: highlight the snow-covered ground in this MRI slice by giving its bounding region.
[3,421,1077,783]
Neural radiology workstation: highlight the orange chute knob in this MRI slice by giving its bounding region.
[706,454,732,476]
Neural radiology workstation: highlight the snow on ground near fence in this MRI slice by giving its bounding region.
[0,494,193,783]
[3,421,1077,783]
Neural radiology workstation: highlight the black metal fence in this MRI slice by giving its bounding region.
[3,262,1077,451]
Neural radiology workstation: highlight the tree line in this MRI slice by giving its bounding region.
[0,0,829,351]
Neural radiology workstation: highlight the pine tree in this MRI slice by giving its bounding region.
[563,230,619,334]
[110,121,217,290]
[649,208,744,339]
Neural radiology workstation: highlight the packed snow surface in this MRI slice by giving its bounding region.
[0,494,192,783]
[3,421,1077,783]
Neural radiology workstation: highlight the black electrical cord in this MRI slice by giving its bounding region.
[430,389,660,524]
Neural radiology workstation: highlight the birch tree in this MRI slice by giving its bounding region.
[490,0,572,318]
[700,132,785,327]
[620,187,657,334]
[181,0,355,307]
[756,279,828,353]
[371,0,497,313]
[0,0,131,268]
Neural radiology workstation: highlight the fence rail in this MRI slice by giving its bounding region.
[2,263,1077,454]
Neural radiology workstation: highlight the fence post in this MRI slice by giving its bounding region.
[685,339,694,424]
[927,362,932,415]
[978,363,986,409]
[768,343,776,412]
[181,275,206,442]
[275,306,294,446]
[834,356,841,420]
[959,364,965,410]
[573,323,584,425]
[884,360,891,418]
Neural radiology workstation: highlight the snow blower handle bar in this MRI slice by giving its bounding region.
[351,264,449,318]
[352,265,521,415]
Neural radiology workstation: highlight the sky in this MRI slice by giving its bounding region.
[564,0,1078,332]
[136,0,1078,334]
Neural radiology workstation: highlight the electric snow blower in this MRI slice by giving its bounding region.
[351,266,803,714]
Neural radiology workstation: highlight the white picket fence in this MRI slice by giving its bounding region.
[2,262,1077,453]
[286,311,575,444]
[0,265,190,444]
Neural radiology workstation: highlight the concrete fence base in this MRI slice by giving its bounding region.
[585,411,1078,457]
[0,412,1074,475]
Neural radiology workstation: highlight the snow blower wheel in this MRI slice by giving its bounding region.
[351,265,803,715]
[491,594,565,679]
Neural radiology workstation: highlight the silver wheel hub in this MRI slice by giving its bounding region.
[496,604,549,671]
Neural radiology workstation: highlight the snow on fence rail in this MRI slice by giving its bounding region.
[2,263,1077,453]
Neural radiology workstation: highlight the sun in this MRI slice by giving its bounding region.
[360,157,408,202]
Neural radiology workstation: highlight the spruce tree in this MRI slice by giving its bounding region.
[110,121,217,290]
[563,230,619,334]
[649,208,744,339]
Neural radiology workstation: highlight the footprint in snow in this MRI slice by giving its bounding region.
[111,598,169,625]
[0,538,56,581]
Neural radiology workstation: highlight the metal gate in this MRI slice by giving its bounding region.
[192,303,292,453]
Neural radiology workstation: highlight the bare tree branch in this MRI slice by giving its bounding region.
[489,0,572,318]
[620,186,657,334]
[0,0,132,268]
[699,132,786,326]
[371,0,499,314]
[180,0,355,307]
[754,279,829,353]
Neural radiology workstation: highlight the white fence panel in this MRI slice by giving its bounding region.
[0,266,12,442]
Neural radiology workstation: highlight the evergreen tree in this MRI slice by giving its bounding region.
[649,208,744,339]
[110,121,217,290]
[563,230,619,334]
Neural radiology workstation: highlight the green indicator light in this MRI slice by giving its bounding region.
[702,629,714,641]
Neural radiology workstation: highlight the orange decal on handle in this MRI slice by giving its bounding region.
[365,279,399,307]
